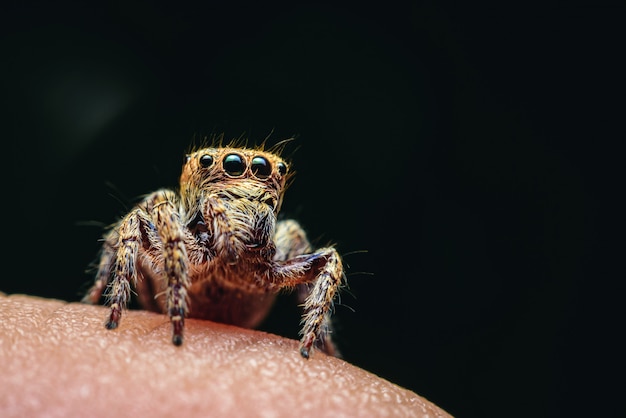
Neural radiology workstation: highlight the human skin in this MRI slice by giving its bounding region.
[0,293,452,418]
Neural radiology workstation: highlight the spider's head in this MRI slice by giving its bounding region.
[179,147,292,214]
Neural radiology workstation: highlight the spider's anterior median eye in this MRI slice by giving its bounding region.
[277,162,288,176]
[199,154,214,168]
[251,156,271,179]
[223,153,246,176]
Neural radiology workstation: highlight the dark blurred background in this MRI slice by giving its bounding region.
[2,2,623,417]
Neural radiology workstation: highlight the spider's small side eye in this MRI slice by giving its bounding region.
[277,162,288,176]
[199,154,214,168]
[251,156,271,179]
[183,154,191,164]
[223,154,246,176]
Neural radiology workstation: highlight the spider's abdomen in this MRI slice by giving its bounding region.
[135,255,278,328]
[186,278,277,328]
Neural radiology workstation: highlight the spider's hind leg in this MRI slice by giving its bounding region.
[81,238,116,305]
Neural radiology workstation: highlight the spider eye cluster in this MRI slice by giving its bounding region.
[196,152,288,179]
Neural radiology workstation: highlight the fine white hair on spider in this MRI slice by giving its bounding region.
[83,141,346,359]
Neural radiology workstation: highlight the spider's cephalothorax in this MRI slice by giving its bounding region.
[83,146,344,358]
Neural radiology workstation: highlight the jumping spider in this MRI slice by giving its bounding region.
[82,145,345,358]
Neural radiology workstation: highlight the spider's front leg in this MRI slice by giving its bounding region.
[272,220,345,359]
[297,248,344,358]
[83,190,191,345]
[150,192,191,345]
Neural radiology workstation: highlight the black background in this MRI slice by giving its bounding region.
[3,2,624,417]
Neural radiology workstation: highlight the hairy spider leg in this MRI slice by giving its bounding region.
[83,191,191,345]
[102,208,146,330]
[273,220,342,357]
[148,191,191,345]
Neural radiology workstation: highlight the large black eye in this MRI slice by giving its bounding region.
[277,162,288,176]
[199,154,213,167]
[223,153,245,176]
[251,156,271,179]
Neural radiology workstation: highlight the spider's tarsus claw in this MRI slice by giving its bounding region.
[300,346,310,359]
[106,305,122,329]
[299,331,315,359]
[172,334,183,346]
[171,314,184,346]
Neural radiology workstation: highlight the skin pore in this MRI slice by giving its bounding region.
[0,293,452,418]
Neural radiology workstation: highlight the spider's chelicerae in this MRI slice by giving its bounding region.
[82,144,345,358]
